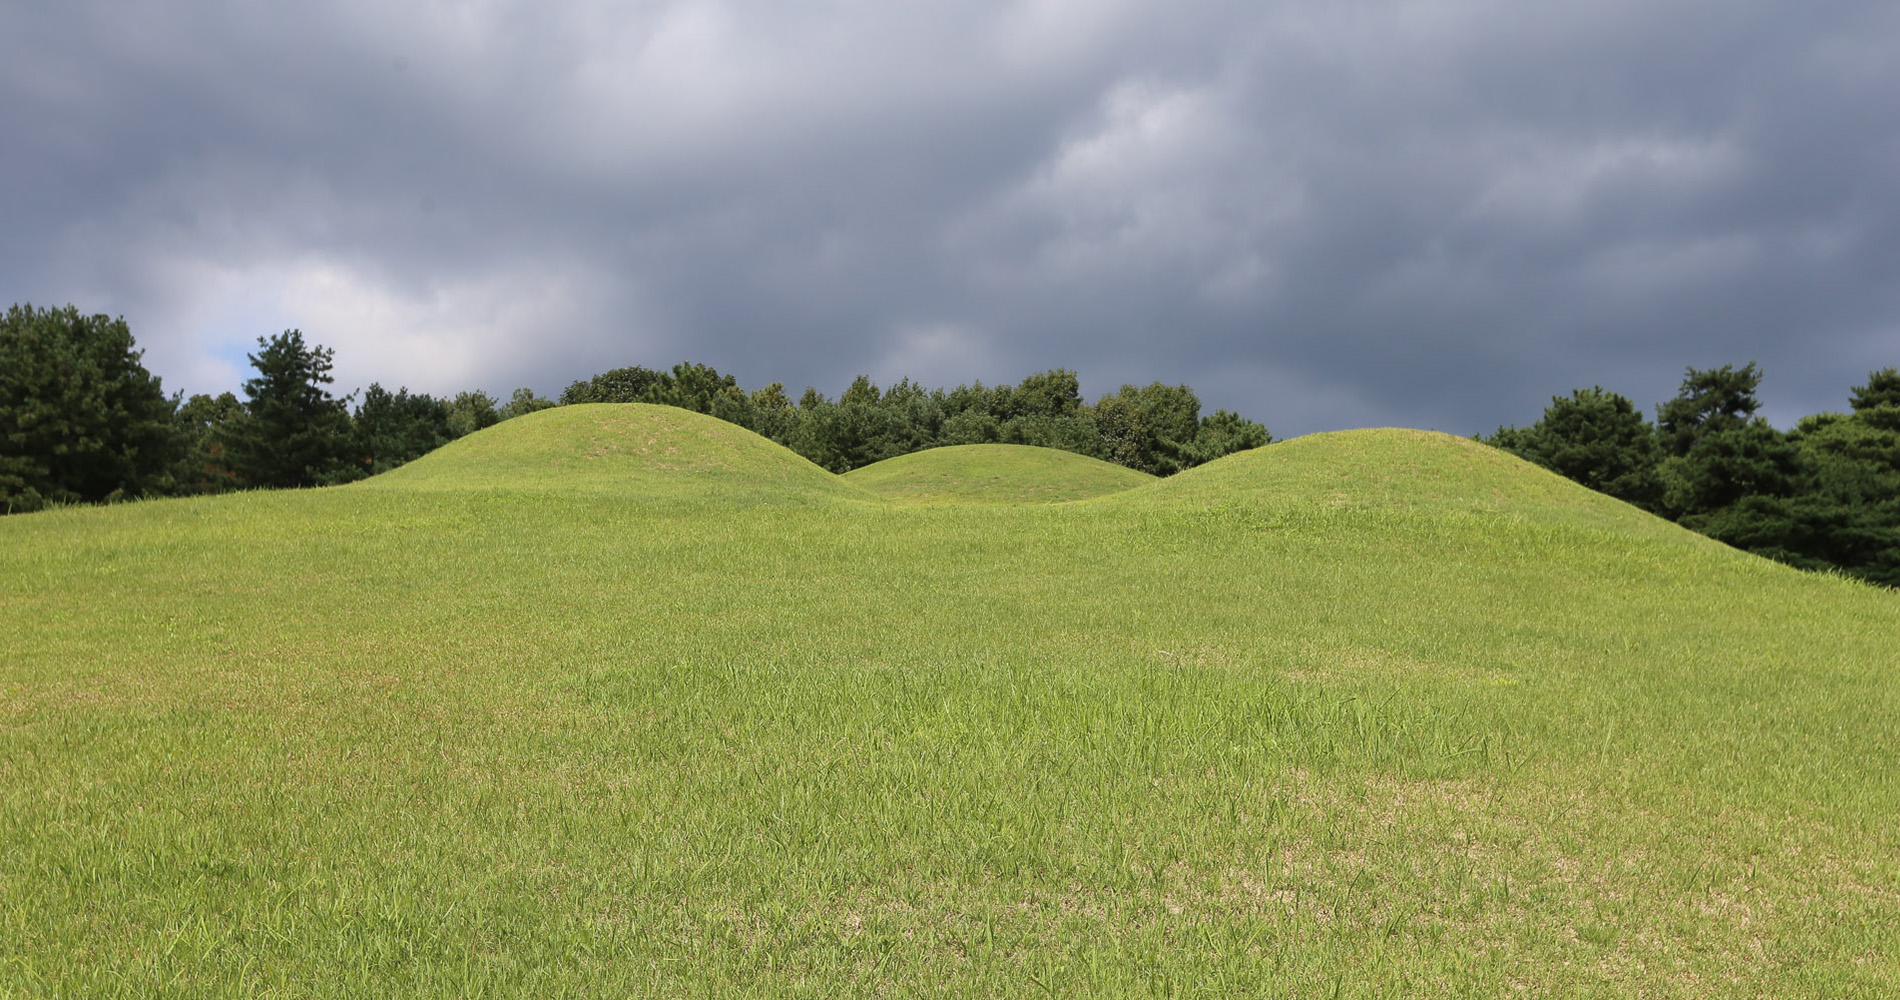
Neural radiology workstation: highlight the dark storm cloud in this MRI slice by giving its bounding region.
[4,0,1898,435]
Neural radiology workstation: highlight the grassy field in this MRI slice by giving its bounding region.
[844,444,1154,504]
[2,403,1896,998]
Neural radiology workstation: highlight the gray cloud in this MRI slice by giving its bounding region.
[4,0,1897,436]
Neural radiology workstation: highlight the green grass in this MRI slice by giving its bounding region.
[3,404,1897,998]
[362,403,875,504]
[844,444,1155,504]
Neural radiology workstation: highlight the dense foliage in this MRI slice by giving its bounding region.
[560,362,1271,475]
[3,305,561,502]
[0,304,175,512]
[220,331,361,489]
[1,303,1264,512]
[8,299,1894,587]
[1485,364,1900,586]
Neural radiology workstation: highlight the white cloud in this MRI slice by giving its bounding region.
[273,259,624,397]
[132,252,645,400]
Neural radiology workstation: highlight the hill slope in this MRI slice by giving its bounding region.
[2,421,1895,997]
[1114,427,1673,528]
[844,443,1156,504]
[360,402,874,504]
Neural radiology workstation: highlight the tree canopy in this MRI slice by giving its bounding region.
[31,299,1900,589]
[1488,387,1660,511]
[1486,362,1900,587]
[0,304,175,512]
[545,361,1270,477]
[220,330,361,489]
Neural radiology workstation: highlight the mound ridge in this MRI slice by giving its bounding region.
[357,403,873,503]
[1104,427,1717,545]
[844,444,1156,504]
[362,416,1709,544]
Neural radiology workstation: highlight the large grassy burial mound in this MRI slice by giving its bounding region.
[1120,427,1680,530]
[362,402,873,503]
[3,412,1897,997]
[844,442,1155,504]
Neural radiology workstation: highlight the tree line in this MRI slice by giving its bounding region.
[0,305,559,510]
[1482,363,1900,587]
[12,302,1892,587]
[0,303,1267,512]
[556,363,1268,476]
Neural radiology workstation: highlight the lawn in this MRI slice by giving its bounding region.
[2,405,1896,997]
[843,443,1154,504]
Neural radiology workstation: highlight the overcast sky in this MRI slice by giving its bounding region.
[4,0,1897,436]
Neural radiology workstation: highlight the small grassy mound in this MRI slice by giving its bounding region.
[359,403,872,504]
[844,443,1155,504]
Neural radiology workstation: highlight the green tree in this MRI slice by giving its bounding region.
[169,391,245,495]
[1849,367,1900,432]
[751,382,794,412]
[999,412,1105,455]
[222,330,359,489]
[935,382,1000,445]
[1661,418,1801,520]
[1006,369,1085,419]
[1091,382,1202,475]
[939,381,994,419]
[650,362,747,415]
[551,360,1272,477]
[0,303,175,512]
[1654,365,1796,522]
[561,361,762,431]
[1650,363,1801,550]
[560,365,667,404]
[1794,411,1900,506]
[939,407,1001,445]
[874,378,942,453]
[839,374,881,408]
[978,370,1102,455]
[1780,404,1900,585]
[1657,363,1762,457]
[788,398,911,473]
[1689,493,1900,586]
[1484,387,1661,511]
[445,390,500,438]
[498,387,556,420]
[354,384,451,475]
[1486,363,1900,587]
[747,382,799,443]
[1184,409,1272,467]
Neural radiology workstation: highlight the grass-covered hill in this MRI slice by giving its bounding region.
[361,402,875,503]
[1113,426,1706,539]
[3,405,1896,998]
[844,443,1155,504]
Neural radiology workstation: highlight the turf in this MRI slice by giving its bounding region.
[362,403,875,504]
[844,444,1155,504]
[3,404,1897,998]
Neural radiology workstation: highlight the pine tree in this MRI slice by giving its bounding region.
[1656,363,1763,457]
[222,330,359,489]
[1849,367,1900,432]
[0,303,175,512]
[1486,387,1661,511]
[353,384,450,475]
